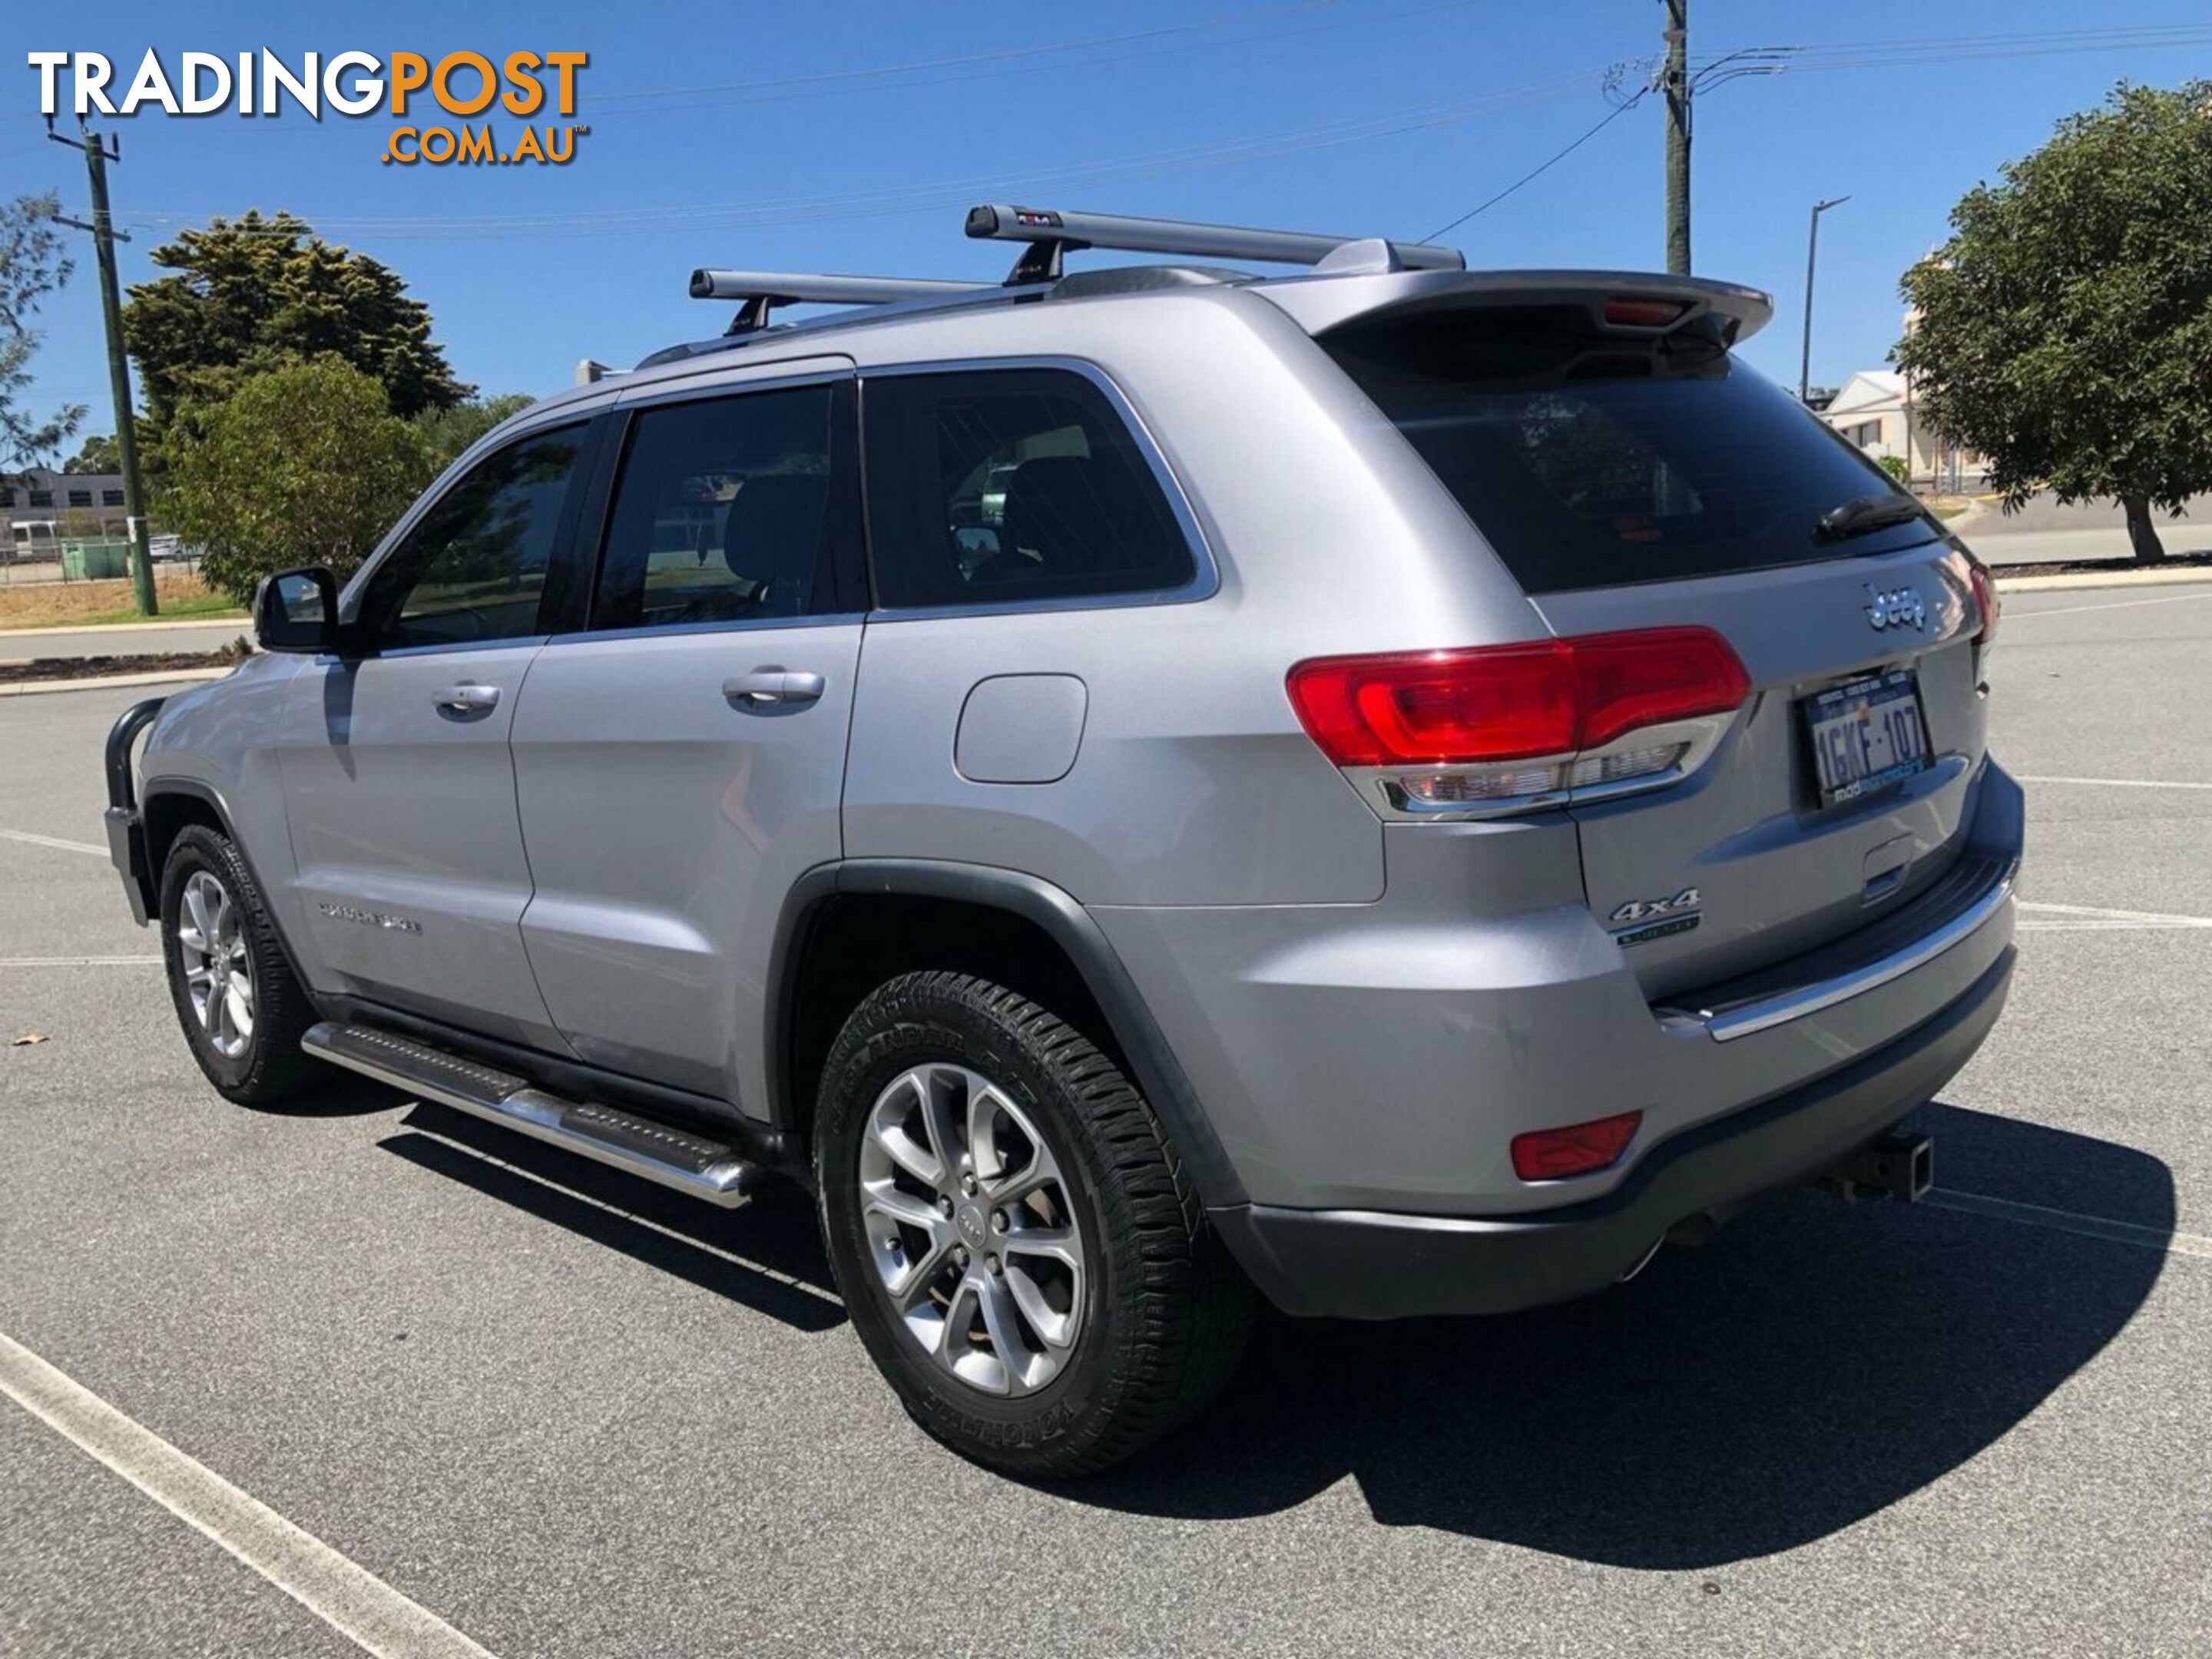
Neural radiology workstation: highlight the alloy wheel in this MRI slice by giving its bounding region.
[176,869,255,1059]
[856,1063,1088,1397]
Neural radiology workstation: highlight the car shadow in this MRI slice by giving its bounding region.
[376,1102,846,1335]
[1073,1104,2175,1568]
[235,1073,406,1118]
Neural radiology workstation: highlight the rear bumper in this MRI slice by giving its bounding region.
[1213,945,2014,1319]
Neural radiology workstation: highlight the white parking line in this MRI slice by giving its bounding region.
[0,828,108,856]
[0,1330,496,1659]
[0,955,162,967]
[2005,590,2212,621]
[2020,775,2212,791]
[1926,1190,2212,1261]
[2017,900,2212,929]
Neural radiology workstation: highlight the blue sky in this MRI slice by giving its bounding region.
[9,0,2210,432]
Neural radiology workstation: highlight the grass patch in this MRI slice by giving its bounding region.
[0,574,246,629]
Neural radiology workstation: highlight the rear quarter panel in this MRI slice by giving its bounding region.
[839,287,1545,906]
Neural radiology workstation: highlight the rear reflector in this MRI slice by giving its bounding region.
[1511,1110,1643,1181]
[1286,628,1750,768]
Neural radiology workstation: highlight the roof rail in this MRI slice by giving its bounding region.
[687,269,988,335]
[964,204,1465,284]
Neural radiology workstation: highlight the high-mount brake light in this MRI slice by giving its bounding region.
[1511,1111,1644,1181]
[1286,628,1749,818]
[1604,298,1690,327]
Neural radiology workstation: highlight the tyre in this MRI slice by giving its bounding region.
[816,971,1253,1478]
[158,825,322,1105]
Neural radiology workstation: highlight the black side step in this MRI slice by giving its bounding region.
[303,1022,766,1207]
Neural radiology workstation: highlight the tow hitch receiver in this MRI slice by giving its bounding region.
[1814,1131,1935,1204]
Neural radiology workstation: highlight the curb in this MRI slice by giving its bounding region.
[0,667,234,699]
[0,617,248,641]
[1994,566,2212,593]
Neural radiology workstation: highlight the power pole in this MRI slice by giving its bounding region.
[1799,196,1849,404]
[49,120,157,617]
[1661,0,1690,274]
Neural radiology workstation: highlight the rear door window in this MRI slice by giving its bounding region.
[1323,306,1936,593]
[862,368,1194,609]
[589,386,841,631]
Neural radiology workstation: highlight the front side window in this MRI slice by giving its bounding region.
[863,368,1194,609]
[67,488,91,508]
[102,488,124,506]
[358,426,584,650]
[590,386,836,631]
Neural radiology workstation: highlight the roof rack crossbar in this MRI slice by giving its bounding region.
[965,204,1465,283]
[687,269,988,336]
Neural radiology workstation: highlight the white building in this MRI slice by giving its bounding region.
[1820,370,1986,491]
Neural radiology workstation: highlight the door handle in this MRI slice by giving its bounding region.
[722,669,826,707]
[433,683,501,715]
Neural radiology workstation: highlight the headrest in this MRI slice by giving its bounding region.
[723,473,830,590]
[998,455,1151,578]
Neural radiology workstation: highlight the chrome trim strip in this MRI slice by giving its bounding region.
[545,611,865,650]
[1670,859,2017,1044]
[1341,712,1737,823]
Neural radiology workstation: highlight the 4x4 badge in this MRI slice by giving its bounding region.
[1610,887,1701,947]
[1610,888,1700,926]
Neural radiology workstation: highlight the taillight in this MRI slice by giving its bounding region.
[1286,627,1750,816]
[1511,1110,1643,1181]
[1968,558,2000,647]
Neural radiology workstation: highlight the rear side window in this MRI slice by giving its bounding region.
[591,386,838,631]
[1323,307,1935,593]
[863,368,1193,609]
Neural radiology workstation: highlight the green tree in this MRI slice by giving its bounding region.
[0,192,84,472]
[164,357,435,604]
[415,392,537,470]
[67,432,120,472]
[1896,81,2212,561]
[123,210,469,471]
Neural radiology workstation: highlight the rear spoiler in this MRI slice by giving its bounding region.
[1256,268,1774,348]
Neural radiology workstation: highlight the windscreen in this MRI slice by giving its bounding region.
[1322,305,1937,593]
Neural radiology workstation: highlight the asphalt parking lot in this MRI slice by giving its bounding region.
[4,582,2210,1658]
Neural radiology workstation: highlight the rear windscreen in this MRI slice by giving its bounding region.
[1322,305,1937,593]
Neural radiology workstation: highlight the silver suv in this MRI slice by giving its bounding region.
[104,205,2018,1478]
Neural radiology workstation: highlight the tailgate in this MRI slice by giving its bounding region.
[1535,542,1987,996]
[1315,288,1996,995]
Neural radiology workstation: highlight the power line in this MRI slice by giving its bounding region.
[1734,22,2212,57]
[122,70,1605,240]
[1424,90,1647,242]
[1416,18,2212,246]
[94,18,2212,245]
[1699,23,2212,76]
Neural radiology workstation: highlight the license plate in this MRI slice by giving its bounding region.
[1801,668,1929,806]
